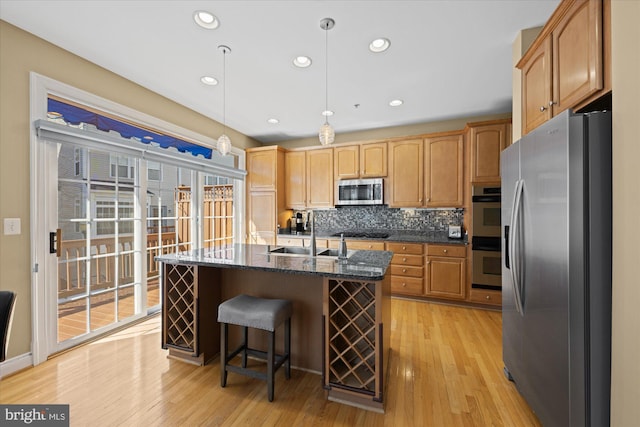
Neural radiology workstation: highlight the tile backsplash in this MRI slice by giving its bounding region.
[311,206,464,232]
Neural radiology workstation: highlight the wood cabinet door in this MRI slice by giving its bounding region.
[424,133,464,207]
[306,148,334,208]
[552,0,603,116]
[247,191,276,244]
[426,256,465,299]
[470,123,508,184]
[285,151,306,209]
[388,139,423,207]
[522,38,552,135]
[360,142,387,177]
[247,149,278,191]
[334,145,359,180]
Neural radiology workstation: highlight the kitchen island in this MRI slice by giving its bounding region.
[156,243,393,412]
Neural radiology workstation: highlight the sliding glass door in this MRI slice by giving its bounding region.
[56,144,145,344]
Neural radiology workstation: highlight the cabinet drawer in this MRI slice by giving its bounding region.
[390,265,423,278]
[276,237,304,247]
[468,289,502,306]
[390,276,423,295]
[391,253,424,266]
[386,242,423,255]
[330,239,385,251]
[427,244,466,258]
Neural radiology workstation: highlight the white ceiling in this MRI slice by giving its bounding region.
[0,0,559,143]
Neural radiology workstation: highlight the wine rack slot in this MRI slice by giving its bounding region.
[162,264,197,354]
[325,279,377,393]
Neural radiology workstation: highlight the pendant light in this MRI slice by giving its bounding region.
[217,44,232,156]
[319,18,335,146]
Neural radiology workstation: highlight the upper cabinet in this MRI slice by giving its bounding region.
[360,142,387,178]
[522,39,552,134]
[284,147,334,209]
[334,142,387,180]
[306,148,334,208]
[246,146,286,245]
[285,151,306,209]
[424,133,464,207]
[334,145,360,180]
[468,120,511,184]
[388,139,424,207]
[247,146,283,191]
[518,0,609,135]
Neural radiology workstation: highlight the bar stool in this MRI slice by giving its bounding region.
[217,294,292,402]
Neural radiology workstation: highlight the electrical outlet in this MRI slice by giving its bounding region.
[3,218,21,235]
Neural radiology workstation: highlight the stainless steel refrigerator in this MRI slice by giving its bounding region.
[501,110,611,427]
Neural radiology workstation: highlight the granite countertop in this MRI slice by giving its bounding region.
[155,243,393,281]
[278,229,468,245]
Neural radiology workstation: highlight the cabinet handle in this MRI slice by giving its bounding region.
[443,249,448,253]
[402,257,407,262]
[402,268,407,273]
[426,197,430,202]
[540,106,547,112]
[402,245,406,250]
[402,283,407,287]
[549,100,557,107]
[486,295,491,300]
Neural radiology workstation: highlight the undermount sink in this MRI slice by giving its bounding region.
[268,246,311,255]
[267,246,351,259]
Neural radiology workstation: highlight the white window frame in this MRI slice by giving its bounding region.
[29,72,246,366]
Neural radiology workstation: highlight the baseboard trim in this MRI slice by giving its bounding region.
[0,353,33,379]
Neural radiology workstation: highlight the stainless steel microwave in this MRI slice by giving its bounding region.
[335,178,384,206]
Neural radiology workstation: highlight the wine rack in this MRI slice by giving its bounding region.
[326,279,378,394]
[162,263,197,355]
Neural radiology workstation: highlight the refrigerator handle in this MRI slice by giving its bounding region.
[511,179,525,315]
[504,225,510,269]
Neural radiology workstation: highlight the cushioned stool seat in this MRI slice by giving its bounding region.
[217,294,292,402]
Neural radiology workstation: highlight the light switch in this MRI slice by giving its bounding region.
[3,218,21,235]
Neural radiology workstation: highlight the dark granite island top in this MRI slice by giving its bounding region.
[155,243,393,281]
[156,243,392,412]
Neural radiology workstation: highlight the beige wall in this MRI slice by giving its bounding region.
[0,20,260,358]
[610,1,640,425]
[275,112,512,149]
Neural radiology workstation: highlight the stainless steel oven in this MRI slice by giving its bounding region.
[472,237,502,289]
[472,186,501,237]
[472,186,502,291]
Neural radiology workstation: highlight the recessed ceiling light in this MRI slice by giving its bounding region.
[200,76,218,85]
[293,56,312,68]
[267,118,279,124]
[369,38,390,53]
[389,99,403,107]
[322,110,334,117]
[193,11,219,29]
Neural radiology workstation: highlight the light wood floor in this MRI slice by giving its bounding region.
[1,298,541,426]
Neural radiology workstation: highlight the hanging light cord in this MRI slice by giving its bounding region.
[324,21,329,125]
[222,47,227,134]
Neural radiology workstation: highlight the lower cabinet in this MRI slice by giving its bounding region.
[386,242,424,296]
[425,244,466,300]
[384,242,467,302]
[328,239,385,251]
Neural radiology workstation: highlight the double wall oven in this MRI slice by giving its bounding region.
[472,186,502,291]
